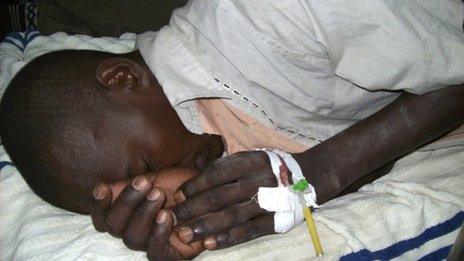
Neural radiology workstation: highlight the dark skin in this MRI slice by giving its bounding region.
[89,53,464,257]
[91,56,224,176]
[98,167,206,260]
[86,54,273,258]
[52,53,224,259]
[46,53,224,214]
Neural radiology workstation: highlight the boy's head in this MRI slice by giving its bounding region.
[0,50,223,214]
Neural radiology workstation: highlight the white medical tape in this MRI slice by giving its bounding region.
[263,150,286,187]
[257,149,318,233]
[272,150,305,182]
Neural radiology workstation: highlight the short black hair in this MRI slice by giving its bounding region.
[0,50,138,213]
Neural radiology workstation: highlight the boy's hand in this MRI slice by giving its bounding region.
[148,209,204,261]
[90,169,205,260]
[90,175,165,250]
[172,151,277,249]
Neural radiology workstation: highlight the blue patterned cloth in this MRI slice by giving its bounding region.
[0,161,14,171]
[2,29,40,51]
[341,211,464,260]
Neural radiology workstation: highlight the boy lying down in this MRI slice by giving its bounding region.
[1,0,464,260]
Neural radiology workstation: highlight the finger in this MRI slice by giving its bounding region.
[178,200,265,243]
[169,234,204,260]
[174,176,273,223]
[106,175,152,237]
[175,151,269,201]
[122,187,166,251]
[147,210,181,261]
[90,183,113,232]
[108,179,131,203]
[203,214,275,250]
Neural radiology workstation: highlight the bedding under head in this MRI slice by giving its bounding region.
[1,31,463,260]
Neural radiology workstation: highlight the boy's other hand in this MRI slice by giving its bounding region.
[172,151,277,249]
[89,168,204,260]
[90,175,167,250]
[148,210,204,261]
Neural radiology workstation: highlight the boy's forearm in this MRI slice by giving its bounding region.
[294,84,464,203]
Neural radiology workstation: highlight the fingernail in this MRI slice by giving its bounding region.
[156,210,168,224]
[93,184,106,200]
[147,188,161,201]
[172,213,178,226]
[179,227,193,243]
[204,237,217,250]
[174,190,186,203]
[132,176,149,191]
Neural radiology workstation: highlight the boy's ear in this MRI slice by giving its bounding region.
[96,58,145,90]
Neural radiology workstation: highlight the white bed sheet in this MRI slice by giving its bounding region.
[1,32,463,261]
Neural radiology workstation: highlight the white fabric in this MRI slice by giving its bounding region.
[306,0,464,94]
[262,150,285,187]
[257,150,317,233]
[271,150,308,185]
[137,0,464,143]
[1,31,464,261]
[258,151,300,233]
[258,187,305,233]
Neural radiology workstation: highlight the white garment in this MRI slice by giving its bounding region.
[137,0,464,145]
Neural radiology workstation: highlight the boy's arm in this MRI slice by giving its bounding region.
[295,84,464,202]
[170,83,464,249]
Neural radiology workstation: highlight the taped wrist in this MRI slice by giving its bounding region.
[257,149,318,233]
